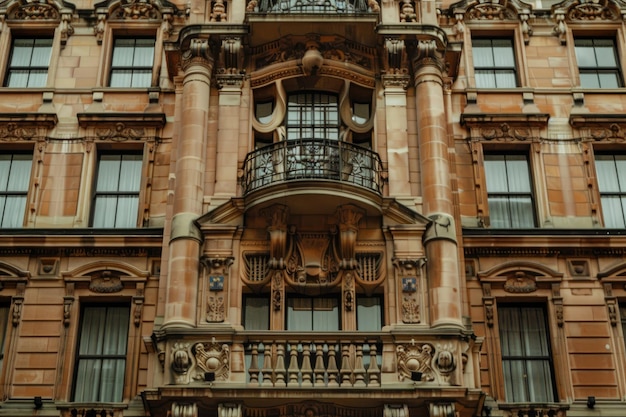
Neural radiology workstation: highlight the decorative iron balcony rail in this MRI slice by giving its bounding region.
[242,139,383,194]
[246,338,381,387]
[247,0,377,14]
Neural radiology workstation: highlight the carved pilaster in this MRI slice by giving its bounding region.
[133,283,145,327]
[272,272,283,312]
[64,283,75,327]
[394,258,425,324]
[604,283,618,327]
[200,257,233,323]
[482,283,494,328]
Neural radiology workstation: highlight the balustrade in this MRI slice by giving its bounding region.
[245,338,381,387]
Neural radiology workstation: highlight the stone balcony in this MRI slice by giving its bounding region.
[241,139,384,195]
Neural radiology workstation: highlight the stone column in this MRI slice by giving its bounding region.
[412,39,463,329]
[163,39,214,328]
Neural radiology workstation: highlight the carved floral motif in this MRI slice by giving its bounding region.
[396,343,435,382]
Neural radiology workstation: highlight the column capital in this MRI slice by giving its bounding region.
[410,39,446,80]
[181,38,216,73]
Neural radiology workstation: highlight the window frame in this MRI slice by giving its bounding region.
[574,37,623,89]
[285,91,341,141]
[0,151,33,228]
[471,36,519,89]
[594,152,626,228]
[71,303,131,403]
[497,303,558,403]
[483,152,537,228]
[108,37,156,88]
[4,36,54,88]
[90,150,144,228]
[286,295,341,331]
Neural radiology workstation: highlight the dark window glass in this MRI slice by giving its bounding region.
[92,152,142,228]
[5,38,52,87]
[484,154,536,228]
[499,305,557,403]
[110,38,155,88]
[73,305,130,402]
[0,152,32,227]
[595,154,626,228]
[575,38,622,88]
[472,38,517,88]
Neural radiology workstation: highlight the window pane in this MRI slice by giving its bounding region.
[110,38,155,88]
[596,154,626,228]
[244,297,270,330]
[598,72,620,89]
[0,153,32,228]
[93,153,141,228]
[576,38,622,88]
[357,297,382,331]
[115,196,139,227]
[6,38,51,88]
[74,305,129,402]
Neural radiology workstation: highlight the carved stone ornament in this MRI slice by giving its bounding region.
[411,39,446,74]
[481,123,531,141]
[89,270,124,293]
[434,343,457,384]
[206,295,225,322]
[110,0,161,20]
[0,123,36,141]
[466,2,516,20]
[171,342,192,381]
[401,296,420,323]
[95,123,145,141]
[8,1,60,20]
[399,0,417,22]
[590,123,626,142]
[210,0,227,21]
[503,272,537,293]
[565,0,619,21]
[429,403,455,417]
[192,341,230,381]
[396,343,435,382]
[172,402,197,417]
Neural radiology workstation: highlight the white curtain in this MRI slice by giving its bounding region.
[244,297,270,330]
[287,298,339,331]
[499,306,554,403]
[93,154,141,228]
[485,155,534,228]
[0,154,31,227]
[356,296,381,331]
[74,306,129,403]
[110,39,154,88]
[596,155,626,228]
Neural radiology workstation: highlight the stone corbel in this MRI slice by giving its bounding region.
[520,11,532,44]
[181,38,216,73]
[552,283,563,327]
[336,205,364,269]
[94,12,106,44]
[64,282,75,327]
[423,213,456,244]
[411,39,446,75]
[172,402,197,417]
[261,204,290,268]
[133,283,145,327]
[384,38,408,75]
[11,282,26,327]
[60,13,74,47]
[482,283,494,328]
[553,12,567,45]
[603,283,618,327]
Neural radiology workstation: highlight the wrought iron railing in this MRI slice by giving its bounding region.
[242,139,383,194]
[247,0,377,14]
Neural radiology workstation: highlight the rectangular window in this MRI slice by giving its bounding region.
[499,305,556,403]
[484,153,536,228]
[595,154,626,228]
[357,296,382,331]
[5,37,52,87]
[243,295,270,330]
[287,297,339,331]
[109,38,155,88]
[73,305,130,403]
[472,38,517,88]
[575,38,622,88]
[621,304,626,351]
[91,152,142,228]
[0,152,32,228]
[0,304,9,373]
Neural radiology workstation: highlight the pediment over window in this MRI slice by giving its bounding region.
[94,0,176,20]
[62,260,149,292]
[477,261,563,292]
[1,0,75,21]
[0,114,58,141]
[598,261,626,281]
[570,113,626,143]
[0,261,30,287]
[450,0,533,21]
[552,0,625,22]
[77,112,166,140]
[461,113,550,142]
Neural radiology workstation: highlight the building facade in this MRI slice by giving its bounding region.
[0,0,625,416]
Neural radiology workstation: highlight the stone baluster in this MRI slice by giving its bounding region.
[288,342,299,386]
[301,343,313,386]
[327,344,339,387]
[314,343,326,386]
[274,343,287,387]
[353,343,366,387]
[249,343,260,385]
[261,342,274,386]
[340,344,352,386]
[367,342,380,386]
